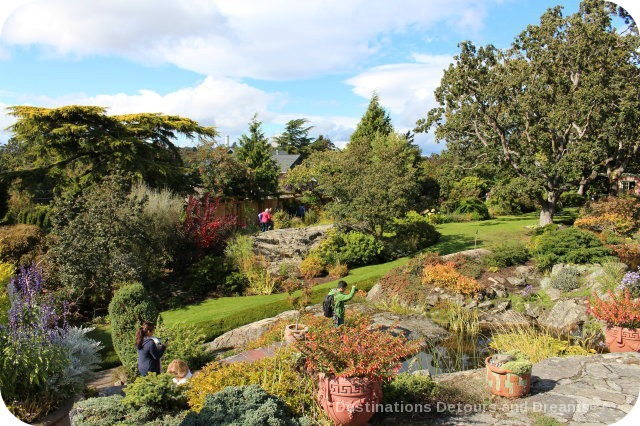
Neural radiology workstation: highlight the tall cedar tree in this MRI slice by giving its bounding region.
[274,118,314,157]
[349,93,393,148]
[3,106,217,199]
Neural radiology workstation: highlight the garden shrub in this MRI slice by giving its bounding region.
[123,373,188,412]
[386,211,440,256]
[46,177,152,316]
[16,204,53,230]
[327,261,349,279]
[186,349,316,418]
[58,326,103,394]
[182,385,309,426]
[447,253,485,279]
[224,234,255,272]
[453,197,490,220]
[336,231,384,266]
[377,253,446,307]
[186,254,236,296]
[70,395,132,426]
[559,192,586,207]
[486,177,538,215]
[245,264,281,295]
[70,394,186,426]
[108,282,160,378]
[224,272,250,295]
[130,183,189,274]
[382,373,438,404]
[550,266,581,291]
[448,177,488,204]
[608,242,640,271]
[0,265,72,422]
[299,254,326,279]
[0,261,14,324]
[302,208,319,226]
[422,262,482,295]
[272,210,292,229]
[182,194,240,257]
[531,227,613,270]
[484,241,531,269]
[575,196,640,236]
[0,224,43,265]
[155,321,209,371]
[312,229,383,267]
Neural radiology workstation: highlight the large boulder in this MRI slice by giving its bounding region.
[253,224,333,274]
[441,248,491,262]
[370,312,450,342]
[478,309,530,329]
[205,310,297,352]
[365,282,385,304]
[537,299,588,333]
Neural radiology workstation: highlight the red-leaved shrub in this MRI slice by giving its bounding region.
[182,194,240,257]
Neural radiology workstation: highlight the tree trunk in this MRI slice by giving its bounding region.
[607,165,625,197]
[538,191,560,226]
[609,178,619,196]
[577,184,585,196]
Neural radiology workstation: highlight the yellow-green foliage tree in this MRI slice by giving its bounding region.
[2,105,217,199]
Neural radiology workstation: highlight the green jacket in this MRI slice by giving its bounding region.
[329,287,356,319]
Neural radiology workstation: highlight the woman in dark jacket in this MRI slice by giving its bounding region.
[135,321,166,376]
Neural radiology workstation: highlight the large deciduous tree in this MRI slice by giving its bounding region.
[319,132,423,237]
[186,141,251,197]
[235,114,280,199]
[418,0,640,225]
[2,105,216,198]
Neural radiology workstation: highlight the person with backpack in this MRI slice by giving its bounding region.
[324,280,357,327]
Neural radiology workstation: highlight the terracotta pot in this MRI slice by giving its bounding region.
[605,326,640,353]
[317,374,383,426]
[283,323,308,345]
[485,356,531,398]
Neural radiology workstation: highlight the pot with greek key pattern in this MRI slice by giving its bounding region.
[318,373,382,425]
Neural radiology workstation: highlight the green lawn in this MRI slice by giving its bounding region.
[90,211,553,369]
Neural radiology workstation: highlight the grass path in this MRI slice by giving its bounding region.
[89,211,550,368]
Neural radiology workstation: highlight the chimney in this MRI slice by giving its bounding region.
[225,135,230,146]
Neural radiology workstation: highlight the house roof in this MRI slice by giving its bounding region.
[272,151,302,173]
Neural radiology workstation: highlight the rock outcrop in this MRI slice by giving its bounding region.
[253,224,333,274]
[537,298,588,333]
[205,310,297,352]
[370,312,450,342]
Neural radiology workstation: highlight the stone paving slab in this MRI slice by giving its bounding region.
[427,352,640,426]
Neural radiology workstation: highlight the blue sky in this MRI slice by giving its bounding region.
[0,0,638,154]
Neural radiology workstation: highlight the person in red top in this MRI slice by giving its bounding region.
[260,208,271,232]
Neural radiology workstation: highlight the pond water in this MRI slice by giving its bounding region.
[399,333,493,376]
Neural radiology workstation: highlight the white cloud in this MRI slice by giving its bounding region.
[0,78,362,148]
[1,0,494,80]
[345,53,452,128]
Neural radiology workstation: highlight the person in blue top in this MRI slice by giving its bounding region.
[135,321,167,376]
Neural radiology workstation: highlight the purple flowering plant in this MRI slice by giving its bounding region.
[520,284,540,301]
[1,264,71,422]
[618,268,640,298]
